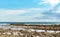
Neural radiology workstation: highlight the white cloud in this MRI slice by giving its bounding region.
[53,10,60,13]
[47,0,60,6]
[32,14,44,19]
[0,9,29,16]
[0,7,60,22]
[52,6,60,13]
[28,8,43,11]
[39,19,60,22]
[38,0,60,7]
[0,8,46,22]
[34,14,44,16]
[33,15,60,22]
[38,1,48,5]
[0,8,43,16]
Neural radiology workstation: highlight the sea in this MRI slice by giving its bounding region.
[0,22,60,25]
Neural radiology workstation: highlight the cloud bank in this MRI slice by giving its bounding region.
[0,0,60,22]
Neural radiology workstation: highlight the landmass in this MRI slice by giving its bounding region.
[0,23,60,37]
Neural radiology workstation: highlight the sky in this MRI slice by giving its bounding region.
[0,0,60,22]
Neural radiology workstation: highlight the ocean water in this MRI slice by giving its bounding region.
[0,22,60,25]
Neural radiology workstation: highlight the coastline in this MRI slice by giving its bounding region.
[0,24,60,37]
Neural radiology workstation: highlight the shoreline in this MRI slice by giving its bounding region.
[0,25,60,37]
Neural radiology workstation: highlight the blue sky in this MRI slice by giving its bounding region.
[0,0,60,22]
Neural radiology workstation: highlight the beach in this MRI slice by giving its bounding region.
[0,25,60,37]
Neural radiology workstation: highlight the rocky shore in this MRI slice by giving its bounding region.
[0,25,60,37]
